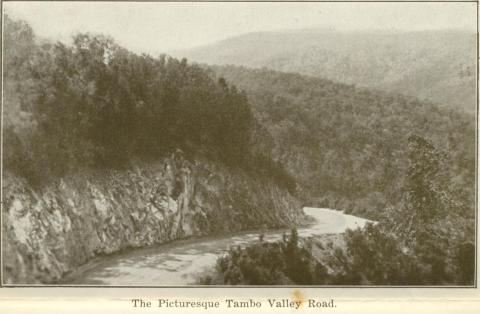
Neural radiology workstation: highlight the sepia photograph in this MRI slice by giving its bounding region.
[1,0,477,288]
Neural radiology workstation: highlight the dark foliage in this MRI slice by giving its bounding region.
[3,16,293,190]
[200,228,327,285]
[203,137,474,286]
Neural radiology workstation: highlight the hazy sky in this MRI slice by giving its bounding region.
[4,1,477,55]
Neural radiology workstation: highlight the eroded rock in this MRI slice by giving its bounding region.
[2,153,302,284]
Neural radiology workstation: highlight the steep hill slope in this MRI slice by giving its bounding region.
[208,65,475,219]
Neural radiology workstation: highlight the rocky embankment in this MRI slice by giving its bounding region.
[2,152,302,284]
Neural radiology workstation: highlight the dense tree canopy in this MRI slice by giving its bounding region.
[212,65,475,220]
[4,16,293,189]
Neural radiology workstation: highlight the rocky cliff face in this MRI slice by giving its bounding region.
[2,152,302,284]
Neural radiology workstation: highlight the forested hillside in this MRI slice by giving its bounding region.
[210,65,475,220]
[4,15,474,223]
[3,16,292,190]
[4,15,474,221]
[176,29,476,112]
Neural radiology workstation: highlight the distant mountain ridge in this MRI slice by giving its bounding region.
[173,29,476,112]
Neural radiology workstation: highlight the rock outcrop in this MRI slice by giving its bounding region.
[2,152,302,284]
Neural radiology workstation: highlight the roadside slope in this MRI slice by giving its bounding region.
[2,152,302,284]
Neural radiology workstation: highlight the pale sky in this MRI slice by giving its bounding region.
[4,1,477,55]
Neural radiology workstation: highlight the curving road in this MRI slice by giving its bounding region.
[63,207,370,285]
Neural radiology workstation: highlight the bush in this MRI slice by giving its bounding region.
[200,228,326,285]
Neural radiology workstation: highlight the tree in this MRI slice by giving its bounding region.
[394,135,448,242]
[389,135,464,284]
